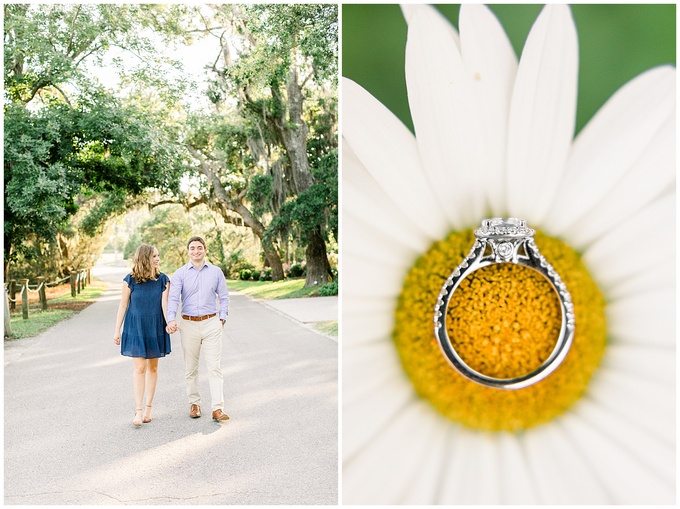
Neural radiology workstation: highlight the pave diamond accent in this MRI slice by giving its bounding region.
[433,239,484,333]
[474,217,535,238]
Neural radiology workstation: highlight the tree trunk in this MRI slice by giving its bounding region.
[273,71,314,194]
[272,72,331,287]
[229,200,284,282]
[192,150,285,281]
[4,234,11,282]
[304,228,332,287]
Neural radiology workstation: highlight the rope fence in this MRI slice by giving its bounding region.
[4,269,91,336]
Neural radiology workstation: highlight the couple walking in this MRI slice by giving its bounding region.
[113,236,231,427]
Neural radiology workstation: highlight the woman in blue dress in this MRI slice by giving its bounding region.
[113,244,172,427]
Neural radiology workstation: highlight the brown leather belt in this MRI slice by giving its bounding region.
[182,313,217,322]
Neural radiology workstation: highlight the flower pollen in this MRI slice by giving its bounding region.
[394,229,606,431]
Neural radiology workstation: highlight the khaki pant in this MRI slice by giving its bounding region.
[179,316,224,411]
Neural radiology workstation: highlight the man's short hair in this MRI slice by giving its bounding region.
[187,236,206,249]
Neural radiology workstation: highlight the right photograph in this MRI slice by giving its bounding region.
[342,4,675,505]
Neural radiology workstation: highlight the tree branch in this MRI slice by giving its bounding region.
[24,77,53,104]
[66,5,82,56]
[50,84,73,108]
[300,68,313,89]
[74,44,105,67]
[148,196,207,211]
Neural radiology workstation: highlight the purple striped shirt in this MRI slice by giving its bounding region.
[167,261,229,321]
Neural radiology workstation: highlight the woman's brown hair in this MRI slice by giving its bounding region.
[131,244,159,283]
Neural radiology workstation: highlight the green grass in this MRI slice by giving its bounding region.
[6,281,107,340]
[311,321,338,337]
[50,282,107,302]
[7,309,75,339]
[227,278,323,299]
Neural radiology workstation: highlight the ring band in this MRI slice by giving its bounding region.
[433,218,575,390]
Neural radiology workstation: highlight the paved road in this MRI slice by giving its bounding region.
[4,264,338,505]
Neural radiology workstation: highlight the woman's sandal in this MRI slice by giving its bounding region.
[133,408,143,427]
[142,404,152,423]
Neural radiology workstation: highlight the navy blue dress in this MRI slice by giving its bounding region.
[121,273,171,359]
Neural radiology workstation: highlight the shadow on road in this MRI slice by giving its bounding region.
[5,260,338,504]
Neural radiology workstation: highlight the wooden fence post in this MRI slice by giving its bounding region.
[21,279,29,320]
[4,286,12,338]
[77,272,82,294]
[81,270,87,290]
[37,277,47,311]
[87,268,91,285]
[70,271,76,297]
[9,280,16,311]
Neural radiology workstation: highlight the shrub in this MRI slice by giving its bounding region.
[225,250,255,279]
[319,280,338,296]
[259,267,272,281]
[289,263,305,278]
[239,269,252,281]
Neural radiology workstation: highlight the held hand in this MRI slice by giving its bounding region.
[166,320,178,334]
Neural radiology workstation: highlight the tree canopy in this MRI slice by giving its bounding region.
[4,4,338,288]
[179,4,338,285]
[4,4,187,277]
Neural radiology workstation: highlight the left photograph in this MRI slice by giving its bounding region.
[4,4,338,505]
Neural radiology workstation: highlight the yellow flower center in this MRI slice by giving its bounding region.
[393,229,606,431]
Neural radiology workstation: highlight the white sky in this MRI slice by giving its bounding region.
[90,26,223,112]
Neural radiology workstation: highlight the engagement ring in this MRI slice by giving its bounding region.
[434,218,575,390]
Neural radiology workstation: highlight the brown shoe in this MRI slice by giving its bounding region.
[212,409,230,422]
[190,404,201,418]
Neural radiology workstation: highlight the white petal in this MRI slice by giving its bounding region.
[343,139,432,253]
[559,406,674,503]
[406,8,483,227]
[398,419,450,504]
[582,192,675,294]
[559,112,675,249]
[547,67,676,234]
[343,341,404,408]
[497,433,540,504]
[438,430,502,504]
[342,368,413,465]
[343,212,419,271]
[602,343,675,386]
[575,398,675,487]
[342,299,395,348]
[606,288,675,347]
[524,421,610,503]
[401,4,460,51]
[344,255,405,299]
[342,294,394,324]
[604,247,675,301]
[587,368,675,444]
[506,5,578,223]
[459,4,517,215]
[343,78,448,239]
[343,399,445,504]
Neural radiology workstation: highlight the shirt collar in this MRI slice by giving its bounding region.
[187,260,212,271]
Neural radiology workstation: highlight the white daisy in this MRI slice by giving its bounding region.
[342,4,675,505]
